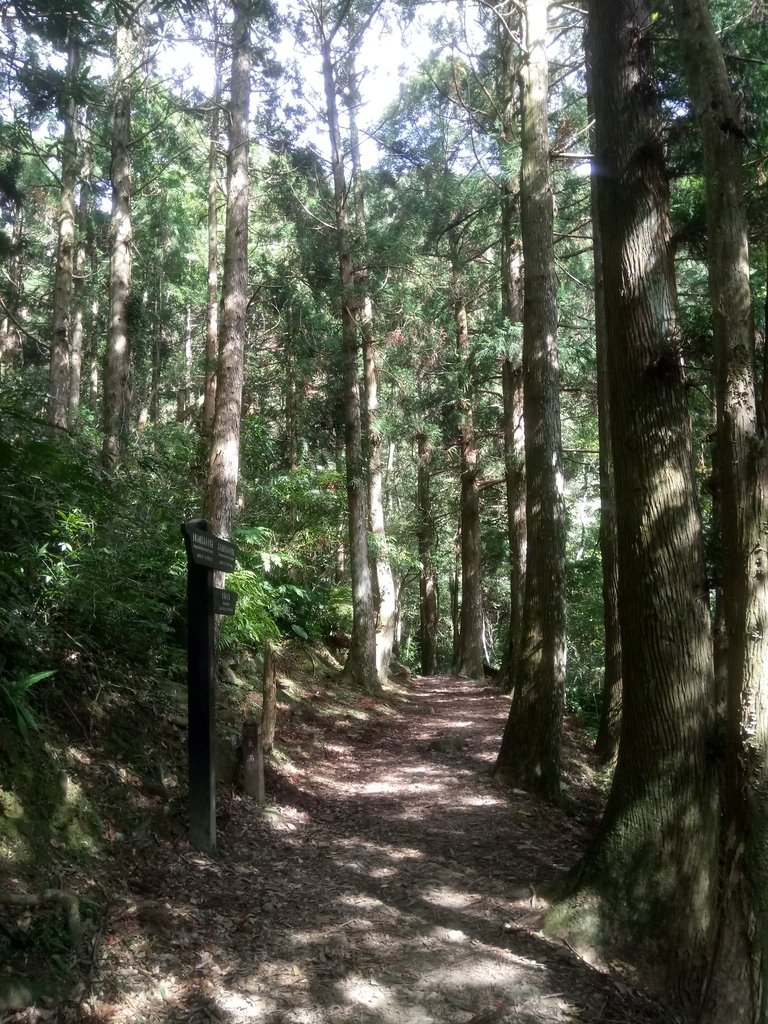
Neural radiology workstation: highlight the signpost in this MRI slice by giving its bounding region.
[180,519,239,853]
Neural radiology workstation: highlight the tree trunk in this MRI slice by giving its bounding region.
[417,432,438,675]
[102,21,135,470]
[550,0,719,1000]
[0,209,22,376]
[494,0,566,800]
[284,324,299,469]
[176,305,193,422]
[671,0,768,1018]
[319,26,377,694]
[497,209,526,693]
[453,256,485,681]
[68,124,91,427]
[346,53,396,688]
[496,3,526,696]
[450,547,460,670]
[202,26,222,440]
[204,0,250,540]
[362,304,397,686]
[262,641,277,753]
[585,36,622,766]
[48,35,80,429]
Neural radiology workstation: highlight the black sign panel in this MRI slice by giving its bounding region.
[188,528,237,572]
[212,588,238,616]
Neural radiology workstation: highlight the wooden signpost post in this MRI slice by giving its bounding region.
[180,519,238,853]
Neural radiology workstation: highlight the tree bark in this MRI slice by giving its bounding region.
[452,252,485,681]
[497,210,526,693]
[585,35,622,766]
[417,432,438,675]
[550,0,719,1000]
[102,21,135,470]
[68,119,91,428]
[204,0,251,540]
[494,0,566,800]
[202,23,222,440]
[48,35,80,429]
[262,641,277,753]
[346,58,396,688]
[496,2,526,696]
[319,22,377,694]
[0,209,22,376]
[671,0,768,1018]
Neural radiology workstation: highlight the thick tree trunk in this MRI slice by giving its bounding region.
[102,21,134,470]
[48,36,80,429]
[494,0,566,800]
[671,0,768,1018]
[585,39,622,765]
[417,433,438,675]
[319,28,377,693]
[202,31,222,441]
[204,0,250,539]
[550,0,719,1001]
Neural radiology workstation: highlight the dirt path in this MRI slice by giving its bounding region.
[84,675,668,1024]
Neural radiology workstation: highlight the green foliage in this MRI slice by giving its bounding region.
[565,554,605,732]
[0,393,200,671]
[0,660,55,739]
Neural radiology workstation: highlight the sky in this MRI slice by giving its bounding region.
[155,2,440,169]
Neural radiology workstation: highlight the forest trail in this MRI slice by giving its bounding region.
[85,675,667,1024]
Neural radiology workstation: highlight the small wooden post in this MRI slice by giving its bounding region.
[242,718,265,803]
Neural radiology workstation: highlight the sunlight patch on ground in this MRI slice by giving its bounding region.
[422,887,478,909]
[430,925,467,942]
[456,792,506,807]
[332,836,427,865]
[338,977,389,1008]
[363,779,445,795]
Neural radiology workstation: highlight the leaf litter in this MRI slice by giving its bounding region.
[3,673,673,1024]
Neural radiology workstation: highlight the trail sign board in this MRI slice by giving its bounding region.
[187,527,237,572]
[180,519,239,853]
[212,587,238,616]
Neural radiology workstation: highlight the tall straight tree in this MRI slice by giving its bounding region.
[202,8,222,441]
[585,34,621,765]
[671,0,768,1016]
[345,41,397,688]
[494,0,566,800]
[317,0,378,693]
[495,0,526,697]
[551,0,719,1000]
[205,0,251,538]
[417,431,438,674]
[102,15,135,469]
[48,33,81,429]
[452,235,485,680]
